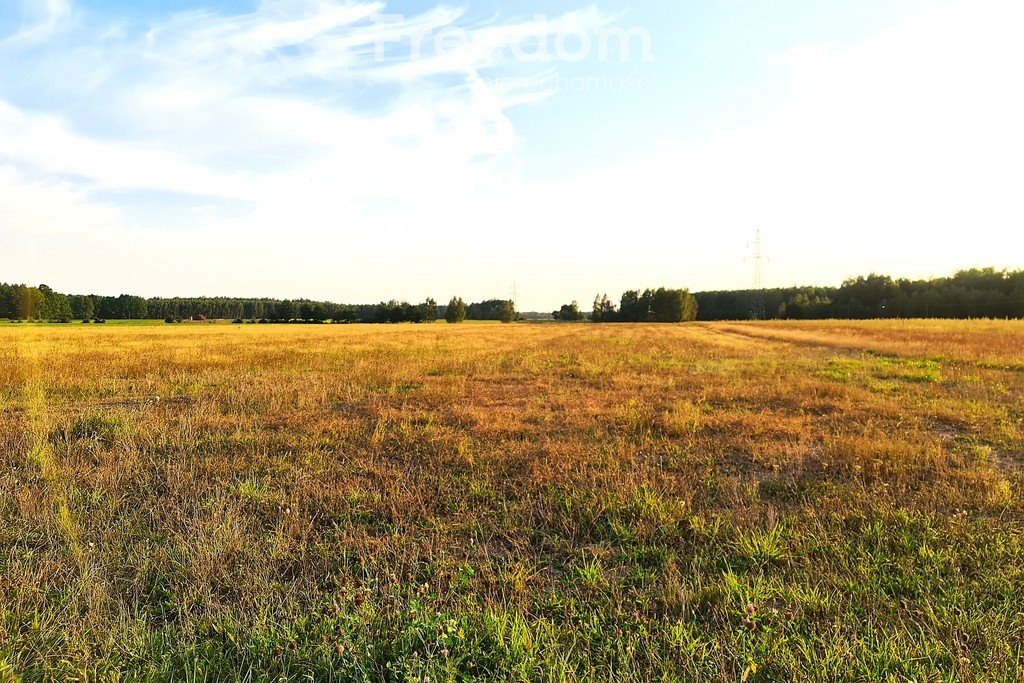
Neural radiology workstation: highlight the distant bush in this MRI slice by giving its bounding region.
[553,301,586,321]
[466,299,515,322]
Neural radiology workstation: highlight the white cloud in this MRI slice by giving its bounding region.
[0,1,606,200]
[0,165,121,239]
[0,0,71,48]
[0,0,613,303]
[762,42,833,68]
[427,0,1024,301]
[1,0,1022,308]
[0,101,259,200]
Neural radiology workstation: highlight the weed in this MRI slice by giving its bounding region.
[0,320,1021,680]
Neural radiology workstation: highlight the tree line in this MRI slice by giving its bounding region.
[441,298,517,323]
[0,284,77,321]
[0,284,521,324]
[4,267,1021,323]
[696,268,1024,320]
[589,288,699,323]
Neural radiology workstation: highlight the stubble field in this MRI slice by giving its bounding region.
[1,320,1022,681]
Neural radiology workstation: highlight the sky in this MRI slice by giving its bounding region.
[1,0,1022,310]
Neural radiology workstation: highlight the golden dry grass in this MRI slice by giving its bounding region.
[1,320,1022,681]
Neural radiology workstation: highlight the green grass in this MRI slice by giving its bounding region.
[0,321,1022,681]
[0,319,167,327]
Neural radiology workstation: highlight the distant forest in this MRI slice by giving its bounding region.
[694,268,1024,320]
[0,286,517,324]
[1,268,1022,323]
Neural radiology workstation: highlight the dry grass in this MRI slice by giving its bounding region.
[1,320,1022,681]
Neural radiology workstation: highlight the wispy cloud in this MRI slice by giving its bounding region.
[1,1,610,202]
[0,0,72,48]
[0,101,258,200]
[0,0,617,300]
[2,0,1020,305]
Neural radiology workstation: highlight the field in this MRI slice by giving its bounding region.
[1,320,1023,681]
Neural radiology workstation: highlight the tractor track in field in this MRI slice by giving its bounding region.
[700,323,863,357]
[705,324,1024,479]
[704,323,1024,372]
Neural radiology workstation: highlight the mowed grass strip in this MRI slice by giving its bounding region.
[0,321,1022,682]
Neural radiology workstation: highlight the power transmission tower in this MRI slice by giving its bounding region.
[751,229,765,290]
[746,229,767,320]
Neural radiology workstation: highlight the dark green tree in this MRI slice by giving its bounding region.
[591,294,616,322]
[466,300,512,321]
[116,294,148,320]
[39,285,73,321]
[417,298,438,323]
[500,300,516,323]
[275,300,295,321]
[22,286,45,320]
[69,295,96,321]
[445,297,467,324]
[553,301,585,321]
[618,290,646,322]
[649,288,697,322]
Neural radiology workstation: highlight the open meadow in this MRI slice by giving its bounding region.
[1,320,1023,681]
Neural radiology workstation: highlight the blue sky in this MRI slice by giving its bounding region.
[2,0,1022,309]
